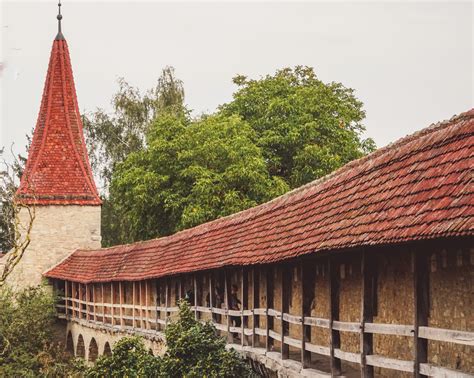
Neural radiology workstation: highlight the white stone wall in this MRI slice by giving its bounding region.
[3,205,101,290]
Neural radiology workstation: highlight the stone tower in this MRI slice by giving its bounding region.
[2,5,101,290]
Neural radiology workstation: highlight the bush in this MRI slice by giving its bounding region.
[87,300,253,377]
[0,285,80,377]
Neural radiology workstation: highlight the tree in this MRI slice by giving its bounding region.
[83,66,185,192]
[86,300,252,377]
[107,112,288,244]
[221,66,376,188]
[0,286,81,377]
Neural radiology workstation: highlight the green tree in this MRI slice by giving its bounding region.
[86,301,252,377]
[221,66,376,187]
[108,113,287,244]
[0,285,81,377]
[86,337,160,378]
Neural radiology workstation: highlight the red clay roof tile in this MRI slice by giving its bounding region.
[44,110,474,283]
[16,38,100,206]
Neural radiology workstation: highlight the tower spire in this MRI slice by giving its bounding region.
[55,1,64,40]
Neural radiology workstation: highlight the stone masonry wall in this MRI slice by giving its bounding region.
[4,205,101,290]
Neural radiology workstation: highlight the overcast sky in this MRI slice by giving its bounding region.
[1,1,473,161]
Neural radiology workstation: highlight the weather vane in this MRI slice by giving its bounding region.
[56,1,64,40]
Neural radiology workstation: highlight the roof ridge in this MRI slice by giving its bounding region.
[95,109,474,252]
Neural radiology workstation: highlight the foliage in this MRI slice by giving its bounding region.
[86,337,160,378]
[0,285,80,377]
[83,66,185,193]
[86,300,253,378]
[221,66,376,187]
[107,113,288,244]
[161,300,252,377]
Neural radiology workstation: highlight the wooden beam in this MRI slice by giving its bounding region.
[301,261,315,368]
[252,267,260,348]
[224,269,231,343]
[101,283,104,324]
[281,265,290,360]
[266,266,274,351]
[241,268,248,347]
[111,282,115,327]
[93,284,97,322]
[165,278,170,328]
[65,281,69,317]
[194,275,198,319]
[145,281,149,330]
[414,250,429,377]
[361,250,375,378]
[155,280,160,331]
[329,257,342,376]
[132,281,136,328]
[139,281,144,329]
[119,282,124,328]
[85,284,90,321]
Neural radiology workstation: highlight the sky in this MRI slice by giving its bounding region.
[1,1,473,161]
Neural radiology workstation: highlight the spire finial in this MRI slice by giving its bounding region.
[55,1,65,40]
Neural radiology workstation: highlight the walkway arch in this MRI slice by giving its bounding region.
[76,334,85,358]
[65,331,74,356]
[103,341,112,356]
[88,338,99,362]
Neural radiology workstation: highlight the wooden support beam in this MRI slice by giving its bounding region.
[209,273,215,324]
[194,275,198,319]
[85,284,90,321]
[225,269,232,343]
[101,283,104,324]
[329,257,342,376]
[119,282,124,328]
[266,266,274,351]
[65,281,69,317]
[302,261,315,368]
[145,281,149,329]
[111,282,115,327]
[241,268,248,347]
[139,281,144,329]
[93,284,97,322]
[252,267,260,348]
[165,278,170,328]
[414,250,430,377]
[155,280,160,331]
[132,281,136,328]
[281,265,290,360]
[361,250,375,378]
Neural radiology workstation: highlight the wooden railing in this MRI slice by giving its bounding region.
[56,295,474,377]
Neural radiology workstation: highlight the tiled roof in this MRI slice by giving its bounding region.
[16,37,101,206]
[44,110,474,283]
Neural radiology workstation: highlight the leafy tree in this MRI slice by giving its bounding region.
[160,300,252,377]
[107,113,288,244]
[86,300,252,377]
[83,66,185,192]
[0,285,81,377]
[86,337,160,378]
[221,66,376,187]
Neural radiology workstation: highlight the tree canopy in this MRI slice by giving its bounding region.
[84,65,375,245]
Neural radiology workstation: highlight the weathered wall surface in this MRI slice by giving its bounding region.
[4,205,101,290]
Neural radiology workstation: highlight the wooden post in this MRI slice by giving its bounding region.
[119,282,124,328]
[145,281,149,330]
[111,282,115,327]
[155,279,161,331]
[281,265,290,360]
[132,281,136,328]
[301,261,315,368]
[193,275,198,319]
[209,273,214,324]
[241,268,248,347]
[361,250,375,377]
[225,269,232,343]
[93,284,97,322]
[266,266,274,351]
[101,283,104,324]
[65,281,69,317]
[329,257,342,376]
[139,281,144,330]
[85,284,90,321]
[165,278,170,328]
[414,250,429,377]
[252,267,260,348]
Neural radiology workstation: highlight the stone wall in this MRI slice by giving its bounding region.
[4,205,101,290]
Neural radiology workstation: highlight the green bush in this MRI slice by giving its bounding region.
[87,300,253,377]
[0,285,80,377]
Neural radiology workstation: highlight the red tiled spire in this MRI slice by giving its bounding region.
[16,36,101,206]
